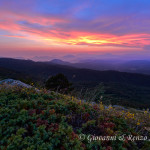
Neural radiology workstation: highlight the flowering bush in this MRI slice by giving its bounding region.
[0,85,150,150]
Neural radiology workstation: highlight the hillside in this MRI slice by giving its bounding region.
[0,84,150,150]
[0,67,26,80]
[1,58,150,109]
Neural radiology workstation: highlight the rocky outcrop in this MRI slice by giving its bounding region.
[0,79,32,88]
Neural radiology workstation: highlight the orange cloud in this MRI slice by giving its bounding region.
[0,9,150,50]
[42,31,150,48]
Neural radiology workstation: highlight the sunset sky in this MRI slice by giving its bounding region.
[0,0,150,59]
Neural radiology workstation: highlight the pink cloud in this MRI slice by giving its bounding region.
[0,7,150,49]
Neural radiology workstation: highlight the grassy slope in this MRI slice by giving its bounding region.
[0,86,150,150]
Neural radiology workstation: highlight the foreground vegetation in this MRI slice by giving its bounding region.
[0,85,150,150]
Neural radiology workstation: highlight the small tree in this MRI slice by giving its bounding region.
[45,73,73,93]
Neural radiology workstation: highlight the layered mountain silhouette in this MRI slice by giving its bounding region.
[1,58,150,87]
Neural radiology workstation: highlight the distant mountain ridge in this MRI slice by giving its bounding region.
[2,57,150,75]
[50,59,72,66]
[48,59,150,75]
[1,58,150,87]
